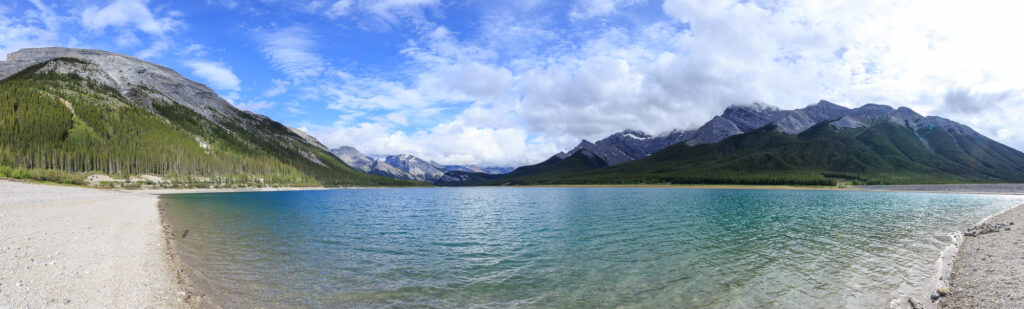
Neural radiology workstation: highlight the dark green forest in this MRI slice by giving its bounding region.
[441,120,1024,187]
[0,58,415,187]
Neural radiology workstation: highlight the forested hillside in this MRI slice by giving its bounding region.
[0,56,413,187]
[508,121,1024,186]
[438,112,1024,186]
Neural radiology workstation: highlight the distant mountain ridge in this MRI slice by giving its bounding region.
[331,146,512,182]
[437,101,1024,186]
[564,100,853,168]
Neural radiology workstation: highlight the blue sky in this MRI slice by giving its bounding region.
[4,0,1024,166]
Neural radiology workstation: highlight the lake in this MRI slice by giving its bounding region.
[160,187,1024,308]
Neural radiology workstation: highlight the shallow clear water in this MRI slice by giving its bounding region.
[161,188,1024,308]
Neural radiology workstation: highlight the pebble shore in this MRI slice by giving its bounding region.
[941,203,1024,308]
[0,180,185,308]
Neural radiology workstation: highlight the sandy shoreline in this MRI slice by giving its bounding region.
[0,180,185,307]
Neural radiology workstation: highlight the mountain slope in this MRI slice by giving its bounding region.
[541,115,1024,185]
[435,149,609,186]
[557,100,851,171]
[332,146,513,182]
[438,103,1024,186]
[0,48,412,187]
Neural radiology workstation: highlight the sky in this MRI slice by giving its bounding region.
[2,0,1024,167]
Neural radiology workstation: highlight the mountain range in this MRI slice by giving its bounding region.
[3,47,1022,188]
[331,146,512,182]
[437,101,1024,186]
[0,48,412,187]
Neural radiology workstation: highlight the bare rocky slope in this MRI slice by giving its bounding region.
[331,146,511,182]
[0,47,407,186]
[439,101,1024,186]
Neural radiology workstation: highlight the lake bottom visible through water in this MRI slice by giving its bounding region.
[160,187,1024,308]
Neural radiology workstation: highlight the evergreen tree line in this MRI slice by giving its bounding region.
[0,59,413,186]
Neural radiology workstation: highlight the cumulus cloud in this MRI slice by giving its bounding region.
[0,0,61,58]
[314,115,559,167]
[259,26,325,79]
[81,0,180,36]
[185,60,241,91]
[504,0,1024,146]
[307,0,1024,165]
[942,88,1018,115]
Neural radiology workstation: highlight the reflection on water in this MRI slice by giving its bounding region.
[161,188,1024,308]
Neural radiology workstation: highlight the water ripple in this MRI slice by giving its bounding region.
[161,188,1024,308]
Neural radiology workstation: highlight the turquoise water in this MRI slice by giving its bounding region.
[160,188,1024,308]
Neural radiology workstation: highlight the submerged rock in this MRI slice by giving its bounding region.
[908,297,925,309]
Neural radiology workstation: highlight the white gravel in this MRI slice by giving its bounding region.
[942,203,1024,308]
[0,180,183,308]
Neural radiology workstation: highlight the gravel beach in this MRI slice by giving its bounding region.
[942,203,1024,308]
[856,184,1024,195]
[0,180,184,308]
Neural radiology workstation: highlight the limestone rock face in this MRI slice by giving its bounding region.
[384,155,447,182]
[1,48,235,119]
[0,47,333,168]
[552,100,937,169]
[331,146,511,182]
[331,146,376,173]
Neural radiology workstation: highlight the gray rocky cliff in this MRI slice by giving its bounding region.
[0,47,333,168]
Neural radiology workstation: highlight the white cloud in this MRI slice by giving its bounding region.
[301,0,1024,165]
[222,91,240,104]
[114,29,139,47]
[234,100,276,112]
[326,0,354,19]
[135,40,169,58]
[385,112,408,126]
[177,43,204,56]
[185,60,241,91]
[315,116,559,167]
[259,26,325,79]
[365,0,439,24]
[0,0,61,58]
[264,79,290,97]
[499,0,1024,148]
[81,0,180,36]
[284,101,308,115]
[569,0,645,20]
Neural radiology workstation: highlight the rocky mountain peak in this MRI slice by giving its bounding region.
[894,106,923,118]
[802,100,851,120]
[1,48,235,120]
[724,101,781,114]
[914,116,980,137]
[613,130,653,140]
[0,47,378,186]
[722,102,788,132]
[849,103,895,117]
[331,146,375,173]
